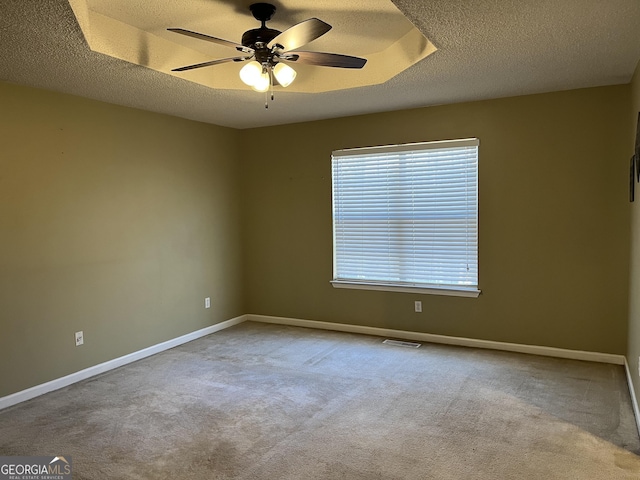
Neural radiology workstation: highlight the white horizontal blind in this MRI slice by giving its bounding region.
[332,138,478,290]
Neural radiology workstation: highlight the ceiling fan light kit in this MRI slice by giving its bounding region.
[239,61,263,87]
[239,60,296,91]
[272,63,297,87]
[168,2,367,108]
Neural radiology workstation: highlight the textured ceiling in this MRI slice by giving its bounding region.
[1,0,640,129]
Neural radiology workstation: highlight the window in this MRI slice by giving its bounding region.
[331,138,479,297]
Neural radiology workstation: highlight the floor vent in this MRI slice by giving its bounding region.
[382,339,421,348]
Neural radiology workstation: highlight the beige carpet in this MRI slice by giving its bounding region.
[1,321,639,479]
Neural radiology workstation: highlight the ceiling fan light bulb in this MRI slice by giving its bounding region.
[251,71,271,92]
[239,61,262,86]
[273,63,296,87]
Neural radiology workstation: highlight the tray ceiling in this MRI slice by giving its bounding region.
[70,0,436,92]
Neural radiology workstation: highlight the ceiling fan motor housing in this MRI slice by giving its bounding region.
[242,3,280,56]
[241,27,281,50]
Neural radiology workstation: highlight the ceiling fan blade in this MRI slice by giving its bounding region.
[168,28,253,54]
[268,18,331,52]
[172,56,252,72]
[282,51,367,69]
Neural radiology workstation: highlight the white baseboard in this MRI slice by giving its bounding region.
[1,313,631,416]
[0,315,247,411]
[247,314,626,365]
[251,313,637,434]
[624,358,640,437]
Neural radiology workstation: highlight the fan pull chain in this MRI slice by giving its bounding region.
[264,66,275,109]
[270,68,274,102]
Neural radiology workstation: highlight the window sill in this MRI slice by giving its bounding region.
[330,281,481,298]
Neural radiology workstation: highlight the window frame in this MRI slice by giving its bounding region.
[330,138,480,298]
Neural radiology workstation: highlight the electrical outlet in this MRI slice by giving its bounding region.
[414,301,422,313]
[205,297,211,309]
[75,331,84,347]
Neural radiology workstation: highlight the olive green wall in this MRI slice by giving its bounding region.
[0,82,244,398]
[628,60,640,405]
[240,86,630,354]
[1,81,633,401]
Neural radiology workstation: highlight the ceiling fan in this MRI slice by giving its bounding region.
[168,2,367,107]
